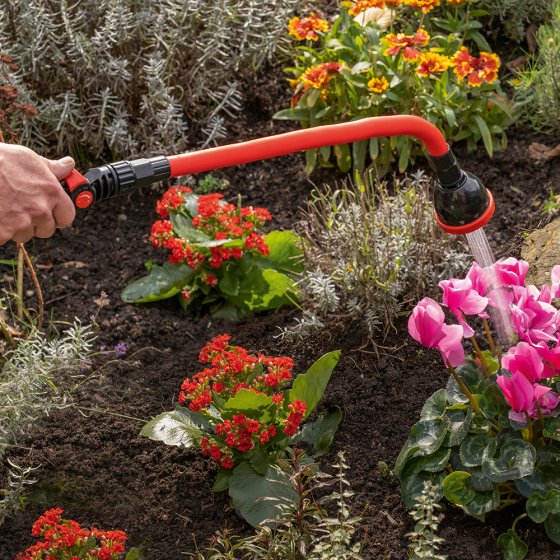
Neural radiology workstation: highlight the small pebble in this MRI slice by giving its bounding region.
[25,290,34,297]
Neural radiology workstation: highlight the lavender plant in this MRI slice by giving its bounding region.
[277,172,470,342]
[0,0,299,160]
[0,321,95,525]
[486,0,551,42]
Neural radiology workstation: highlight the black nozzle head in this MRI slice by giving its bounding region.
[429,149,494,234]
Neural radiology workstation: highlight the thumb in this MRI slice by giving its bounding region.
[45,156,76,181]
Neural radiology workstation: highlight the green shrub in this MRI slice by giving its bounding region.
[486,0,551,43]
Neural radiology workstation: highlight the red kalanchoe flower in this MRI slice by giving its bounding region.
[155,186,191,218]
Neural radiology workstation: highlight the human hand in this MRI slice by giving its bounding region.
[0,143,76,245]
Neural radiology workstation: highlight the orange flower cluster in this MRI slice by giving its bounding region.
[179,335,308,470]
[384,28,430,60]
[299,61,343,89]
[17,508,126,560]
[416,51,453,77]
[453,47,500,87]
[150,188,271,273]
[404,0,441,12]
[288,12,330,41]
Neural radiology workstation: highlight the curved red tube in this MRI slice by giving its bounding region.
[168,115,448,177]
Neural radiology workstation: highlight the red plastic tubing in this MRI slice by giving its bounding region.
[167,115,448,178]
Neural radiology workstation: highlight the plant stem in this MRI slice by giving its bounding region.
[447,362,482,415]
[525,412,534,441]
[20,244,44,332]
[512,513,528,532]
[482,318,501,359]
[0,315,16,348]
[470,335,490,376]
[16,245,24,321]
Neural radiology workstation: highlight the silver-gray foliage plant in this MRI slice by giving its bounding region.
[0,321,95,525]
[278,172,470,341]
[0,0,299,159]
[405,481,447,560]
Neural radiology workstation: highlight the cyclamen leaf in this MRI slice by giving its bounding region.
[543,416,560,441]
[460,433,498,467]
[497,529,528,560]
[526,489,560,524]
[400,470,444,509]
[287,350,341,419]
[420,389,447,420]
[443,471,476,506]
[545,513,560,545]
[140,408,202,448]
[482,439,536,483]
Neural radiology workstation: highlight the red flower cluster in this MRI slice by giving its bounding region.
[150,188,271,273]
[178,335,308,470]
[17,508,126,560]
[453,47,500,87]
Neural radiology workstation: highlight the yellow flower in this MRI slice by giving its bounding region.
[368,75,390,93]
[446,0,465,4]
[416,51,453,77]
[404,0,441,13]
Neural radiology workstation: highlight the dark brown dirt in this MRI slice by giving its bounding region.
[1,61,560,560]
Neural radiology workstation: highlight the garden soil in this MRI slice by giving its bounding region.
[1,66,560,560]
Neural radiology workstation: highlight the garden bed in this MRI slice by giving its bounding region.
[1,62,560,560]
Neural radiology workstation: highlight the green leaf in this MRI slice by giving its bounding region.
[287,350,341,419]
[401,446,451,478]
[299,406,342,458]
[545,513,560,545]
[443,471,476,506]
[482,439,536,483]
[121,263,195,303]
[462,485,500,517]
[249,446,271,476]
[140,408,202,448]
[334,143,352,173]
[526,489,560,524]
[444,407,472,447]
[219,273,240,296]
[273,108,310,121]
[262,230,304,274]
[474,114,493,157]
[212,470,233,492]
[125,548,142,560]
[229,462,297,527]
[497,529,528,560]
[543,416,560,441]
[420,389,447,420]
[170,213,213,244]
[398,139,411,174]
[516,446,560,498]
[395,418,450,478]
[306,148,318,174]
[460,434,497,467]
[223,390,274,423]
[352,139,368,174]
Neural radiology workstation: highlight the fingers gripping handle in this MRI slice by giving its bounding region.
[62,169,94,209]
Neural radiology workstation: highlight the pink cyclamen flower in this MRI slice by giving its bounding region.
[494,257,529,287]
[551,265,560,298]
[496,371,536,414]
[466,262,489,297]
[439,277,488,337]
[408,297,465,367]
[507,384,560,423]
[509,285,558,345]
[535,344,560,379]
[501,341,544,383]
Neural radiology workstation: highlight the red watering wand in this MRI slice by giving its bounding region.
[62,115,494,235]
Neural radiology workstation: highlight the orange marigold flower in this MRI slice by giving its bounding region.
[288,13,330,41]
[446,0,464,4]
[384,28,430,61]
[300,61,342,89]
[343,0,385,16]
[416,51,453,77]
[404,0,441,12]
[367,75,390,93]
[453,47,500,87]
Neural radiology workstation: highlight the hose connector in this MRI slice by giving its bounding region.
[429,148,495,235]
[62,156,171,208]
